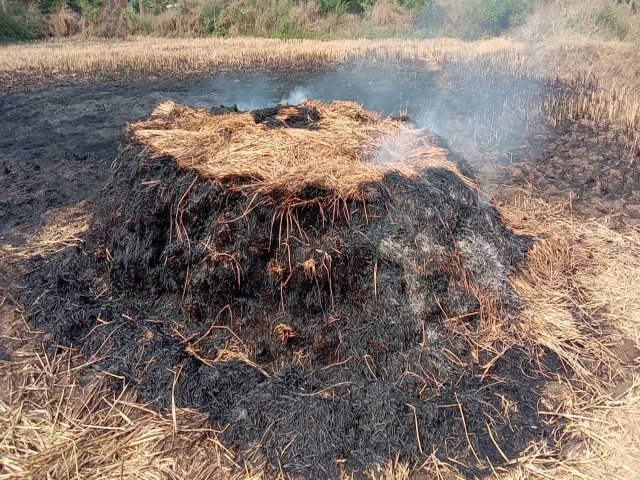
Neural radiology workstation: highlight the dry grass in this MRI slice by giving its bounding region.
[0,313,235,480]
[519,0,640,43]
[0,201,92,285]
[41,6,82,39]
[500,197,640,480]
[129,100,472,202]
[1,35,638,140]
[504,197,640,378]
[365,0,413,30]
[526,36,640,136]
[0,36,523,81]
[0,201,91,262]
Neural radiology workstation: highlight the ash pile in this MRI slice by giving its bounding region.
[25,100,554,478]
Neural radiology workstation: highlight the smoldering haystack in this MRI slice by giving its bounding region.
[25,100,556,478]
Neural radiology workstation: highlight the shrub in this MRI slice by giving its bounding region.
[482,0,533,32]
[316,0,348,15]
[76,0,103,24]
[595,5,628,39]
[126,10,155,34]
[41,5,81,37]
[37,0,66,14]
[366,0,412,29]
[128,0,174,15]
[0,1,42,41]
[399,0,430,9]
[200,1,223,35]
[417,0,541,39]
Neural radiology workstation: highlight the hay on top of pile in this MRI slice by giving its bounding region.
[129,100,474,201]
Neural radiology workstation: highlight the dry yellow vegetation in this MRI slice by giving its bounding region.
[0,36,521,77]
[129,100,472,200]
[1,35,638,136]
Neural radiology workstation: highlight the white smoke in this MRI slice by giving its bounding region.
[281,86,310,105]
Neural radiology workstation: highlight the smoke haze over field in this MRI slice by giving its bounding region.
[185,61,550,171]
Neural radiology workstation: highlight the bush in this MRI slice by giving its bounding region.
[37,0,65,14]
[126,10,155,34]
[399,0,430,9]
[417,0,541,39]
[0,0,560,42]
[76,0,103,23]
[316,0,348,15]
[0,2,42,41]
[200,1,219,34]
[128,0,174,15]
[200,0,230,35]
[41,5,81,37]
[595,5,629,39]
[479,0,532,33]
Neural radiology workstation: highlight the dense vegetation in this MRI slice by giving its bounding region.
[1,0,638,41]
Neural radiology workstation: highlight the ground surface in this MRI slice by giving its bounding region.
[1,62,637,256]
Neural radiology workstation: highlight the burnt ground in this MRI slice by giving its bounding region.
[1,61,638,252]
[0,60,638,477]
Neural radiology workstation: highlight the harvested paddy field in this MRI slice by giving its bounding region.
[0,37,639,480]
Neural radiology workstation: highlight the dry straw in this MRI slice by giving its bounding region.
[130,100,474,202]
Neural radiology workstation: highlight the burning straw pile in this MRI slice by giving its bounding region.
[24,101,559,478]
